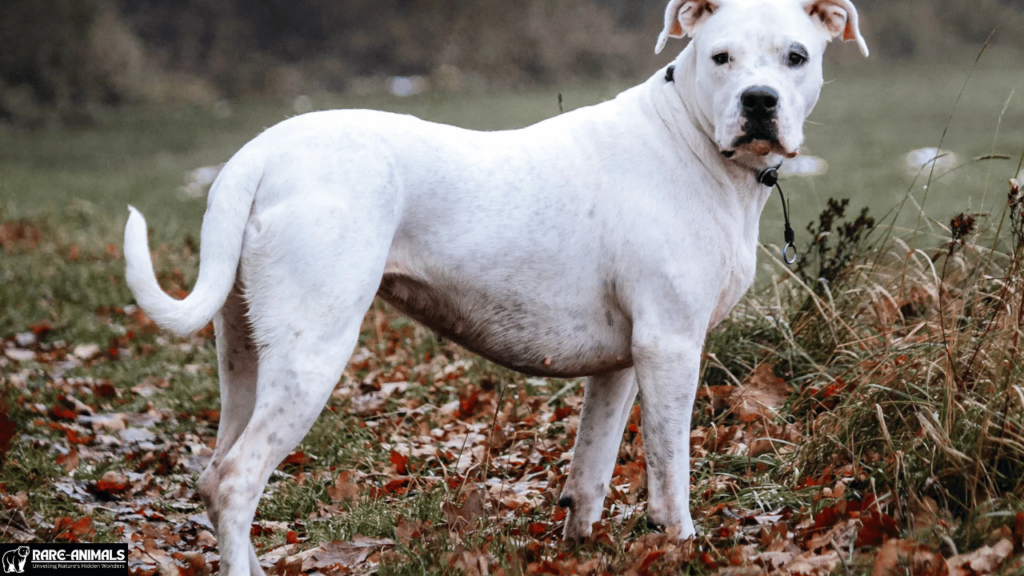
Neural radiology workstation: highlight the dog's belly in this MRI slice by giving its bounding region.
[377,273,632,378]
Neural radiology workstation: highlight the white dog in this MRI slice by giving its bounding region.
[124,1,867,573]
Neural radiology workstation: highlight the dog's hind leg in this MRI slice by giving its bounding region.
[559,368,638,541]
[205,202,391,576]
[196,280,264,575]
[211,319,369,576]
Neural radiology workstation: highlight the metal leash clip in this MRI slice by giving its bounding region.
[757,165,798,266]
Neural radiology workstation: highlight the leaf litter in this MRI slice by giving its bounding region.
[2,215,1024,575]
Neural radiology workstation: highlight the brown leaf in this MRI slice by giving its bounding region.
[389,450,409,475]
[92,470,131,495]
[730,364,788,422]
[394,515,425,542]
[52,516,95,541]
[56,450,80,473]
[873,539,948,576]
[856,509,900,547]
[443,489,487,533]
[327,471,360,503]
[948,539,1013,575]
[908,494,942,531]
[291,537,394,572]
[448,545,491,576]
[281,451,312,469]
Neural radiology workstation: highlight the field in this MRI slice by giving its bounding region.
[2,52,1024,576]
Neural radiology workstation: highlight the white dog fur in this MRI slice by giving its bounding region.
[123,1,867,574]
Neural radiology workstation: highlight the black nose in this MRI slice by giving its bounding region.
[741,86,779,116]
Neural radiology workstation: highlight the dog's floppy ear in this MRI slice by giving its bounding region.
[655,0,719,54]
[802,0,869,57]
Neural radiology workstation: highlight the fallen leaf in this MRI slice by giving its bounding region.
[92,470,131,496]
[948,538,1013,575]
[389,450,409,475]
[873,539,947,576]
[443,489,487,533]
[327,471,360,503]
[287,537,394,572]
[730,364,788,422]
[52,516,95,541]
[56,450,79,472]
[394,515,425,542]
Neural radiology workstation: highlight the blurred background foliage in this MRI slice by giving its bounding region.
[1,0,1023,128]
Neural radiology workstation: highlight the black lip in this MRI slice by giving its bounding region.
[730,118,779,148]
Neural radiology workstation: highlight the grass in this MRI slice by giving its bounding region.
[2,54,1024,574]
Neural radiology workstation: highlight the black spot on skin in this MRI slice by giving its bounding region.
[228,361,235,371]
[558,496,574,509]
[605,310,614,327]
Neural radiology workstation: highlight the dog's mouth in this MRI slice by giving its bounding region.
[720,119,789,159]
[720,130,798,159]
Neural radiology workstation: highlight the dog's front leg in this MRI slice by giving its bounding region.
[633,334,701,539]
[559,368,638,542]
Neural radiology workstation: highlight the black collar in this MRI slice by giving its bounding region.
[756,162,783,187]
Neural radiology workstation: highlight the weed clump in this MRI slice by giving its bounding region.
[749,175,1024,553]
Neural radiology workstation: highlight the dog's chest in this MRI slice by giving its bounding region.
[377,272,632,378]
[707,230,758,329]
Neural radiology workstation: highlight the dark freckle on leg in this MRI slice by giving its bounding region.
[558,496,574,509]
[228,361,235,371]
[605,310,614,327]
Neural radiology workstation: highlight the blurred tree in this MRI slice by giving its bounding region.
[0,0,101,126]
[1,0,1022,128]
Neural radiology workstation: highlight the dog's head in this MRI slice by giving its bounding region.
[656,0,868,165]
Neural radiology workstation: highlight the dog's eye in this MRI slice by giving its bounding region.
[712,52,730,66]
[787,46,808,68]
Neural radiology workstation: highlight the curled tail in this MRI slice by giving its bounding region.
[124,159,260,335]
